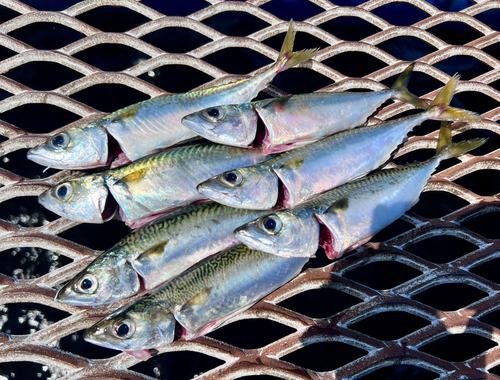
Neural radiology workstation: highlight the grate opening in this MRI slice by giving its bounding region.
[130,351,225,380]
[357,365,439,380]
[419,333,498,362]
[75,6,151,32]
[69,83,151,112]
[207,318,296,349]
[411,283,489,311]
[349,311,431,341]
[454,169,500,196]
[461,211,500,239]
[280,341,368,372]
[404,234,478,263]
[343,260,423,290]
[410,191,470,219]
[7,22,86,50]
[277,287,363,319]
[0,247,72,278]
[72,44,151,72]
[471,257,500,284]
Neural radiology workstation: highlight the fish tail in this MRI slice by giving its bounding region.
[428,74,482,122]
[275,20,318,73]
[391,63,429,109]
[436,121,487,159]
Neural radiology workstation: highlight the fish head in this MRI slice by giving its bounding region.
[84,301,175,351]
[39,174,110,224]
[56,255,140,305]
[235,209,319,258]
[182,104,257,147]
[197,165,278,209]
[27,122,109,170]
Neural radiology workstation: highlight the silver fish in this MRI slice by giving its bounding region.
[55,202,278,306]
[197,75,478,210]
[83,244,307,359]
[39,143,271,227]
[235,123,486,259]
[182,63,428,154]
[27,22,317,170]
[105,143,271,227]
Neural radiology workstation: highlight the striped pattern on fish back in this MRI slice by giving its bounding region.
[113,202,253,254]
[145,245,269,308]
[107,143,253,184]
[305,157,440,212]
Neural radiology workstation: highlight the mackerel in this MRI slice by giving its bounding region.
[83,244,308,359]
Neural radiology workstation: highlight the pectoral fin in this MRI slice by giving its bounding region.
[179,288,212,314]
[282,154,305,170]
[141,241,169,259]
[118,168,149,185]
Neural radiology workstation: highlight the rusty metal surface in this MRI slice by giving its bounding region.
[0,0,499,379]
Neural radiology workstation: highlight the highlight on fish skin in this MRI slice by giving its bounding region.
[234,122,486,260]
[182,63,427,153]
[196,73,480,211]
[26,20,318,170]
[83,244,308,359]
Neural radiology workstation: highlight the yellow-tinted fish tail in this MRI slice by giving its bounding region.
[437,121,487,159]
[391,63,429,110]
[275,21,318,73]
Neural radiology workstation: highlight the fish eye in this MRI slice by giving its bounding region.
[205,107,223,120]
[54,183,73,201]
[76,274,98,294]
[260,215,282,235]
[219,171,242,186]
[50,132,70,149]
[113,319,135,339]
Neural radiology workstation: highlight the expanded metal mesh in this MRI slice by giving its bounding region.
[0,0,499,379]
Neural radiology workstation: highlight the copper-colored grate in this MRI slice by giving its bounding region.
[0,0,499,379]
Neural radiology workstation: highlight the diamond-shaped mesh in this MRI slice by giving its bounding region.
[0,0,499,379]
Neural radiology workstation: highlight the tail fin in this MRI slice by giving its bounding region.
[392,63,429,110]
[437,121,487,159]
[428,74,481,122]
[275,21,318,73]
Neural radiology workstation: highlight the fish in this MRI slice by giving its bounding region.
[26,21,317,170]
[55,201,283,306]
[197,75,479,210]
[83,244,308,359]
[234,122,486,259]
[39,142,272,227]
[182,63,428,154]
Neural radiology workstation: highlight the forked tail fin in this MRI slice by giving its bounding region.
[392,63,429,110]
[428,74,482,122]
[436,121,487,160]
[275,20,318,73]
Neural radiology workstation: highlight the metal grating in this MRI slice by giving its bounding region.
[0,0,499,379]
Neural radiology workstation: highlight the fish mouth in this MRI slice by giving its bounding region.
[27,148,63,167]
[181,115,209,135]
